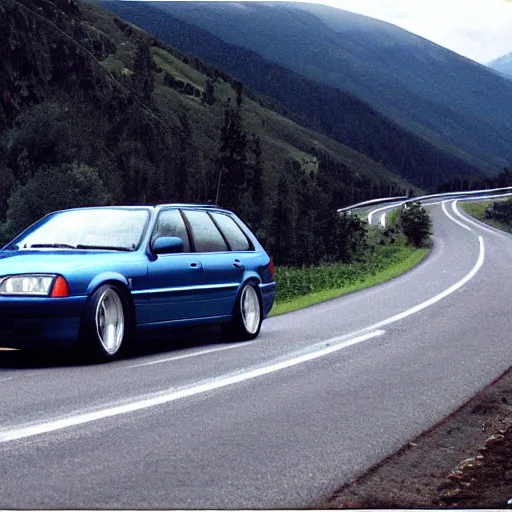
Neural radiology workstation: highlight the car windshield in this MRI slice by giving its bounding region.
[13,209,149,251]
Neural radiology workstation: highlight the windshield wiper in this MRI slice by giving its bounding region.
[29,243,76,249]
[76,244,134,252]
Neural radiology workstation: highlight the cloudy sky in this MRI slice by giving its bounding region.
[305,0,512,64]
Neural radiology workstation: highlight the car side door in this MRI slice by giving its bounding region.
[147,209,204,323]
[181,209,245,318]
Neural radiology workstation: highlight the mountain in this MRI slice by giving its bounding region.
[97,0,488,190]
[1,0,417,265]
[488,53,512,78]
[102,1,512,177]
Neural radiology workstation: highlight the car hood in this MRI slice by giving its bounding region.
[0,250,145,275]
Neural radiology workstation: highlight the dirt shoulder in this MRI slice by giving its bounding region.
[318,365,512,509]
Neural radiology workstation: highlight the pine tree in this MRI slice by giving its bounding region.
[216,98,248,213]
[174,111,192,201]
[270,169,298,265]
[202,79,216,106]
[132,37,154,102]
[246,133,264,228]
[233,80,243,108]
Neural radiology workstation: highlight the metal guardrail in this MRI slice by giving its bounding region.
[402,185,512,205]
[337,196,409,213]
[339,186,512,215]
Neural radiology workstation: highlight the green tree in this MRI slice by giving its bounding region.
[270,169,298,265]
[216,98,248,212]
[1,101,88,181]
[243,133,264,229]
[0,166,16,223]
[173,111,192,200]
[399,202,432,247]
[202,78,216,106]
[2,163,112,240]
[132,36,155,102]
[233,80,244,108]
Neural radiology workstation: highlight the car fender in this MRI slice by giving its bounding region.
[240,270,262,290]
[86,272,131,296]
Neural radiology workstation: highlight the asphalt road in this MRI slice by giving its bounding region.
[1,200,512,509]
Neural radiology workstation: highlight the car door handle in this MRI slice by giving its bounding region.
[233,259,244,269]
[190,262,202,269]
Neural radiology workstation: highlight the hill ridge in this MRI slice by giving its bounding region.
[98,0,486,190]
[121,1,512,175]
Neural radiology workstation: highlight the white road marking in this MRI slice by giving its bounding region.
[0,371,51,384]
[363,235,484,332]
[368,202,404,224]
[0,330,385,443]
[127,342,255,368]
[452,200,508,237]
[442,200,472,231]
[24,371,46,378]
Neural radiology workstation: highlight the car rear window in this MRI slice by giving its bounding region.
[211,213,251,251]
[182,210,228,252]
[152,209,191,252]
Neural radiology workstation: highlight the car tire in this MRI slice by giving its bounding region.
[78,284,131,362]
[222,282,262,341]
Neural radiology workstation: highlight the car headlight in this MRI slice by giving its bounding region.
[0,274,69,297]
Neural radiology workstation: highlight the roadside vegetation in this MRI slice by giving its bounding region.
[272,243,429,315]
[272,202,432,315]
[459,198,512,233]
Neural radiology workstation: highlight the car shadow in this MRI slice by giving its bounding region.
[0,326,226,370]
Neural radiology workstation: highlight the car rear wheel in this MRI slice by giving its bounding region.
[222,282,262,341]
[79,284,130,362]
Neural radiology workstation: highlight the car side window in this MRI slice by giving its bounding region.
[182,210,228,252]
[152,209,191,252]
[211,213,251,251]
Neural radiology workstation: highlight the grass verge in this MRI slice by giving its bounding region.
[459,200,512,233]
[270,244,430,316]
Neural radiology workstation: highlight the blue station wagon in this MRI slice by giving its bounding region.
[0,205,276,361]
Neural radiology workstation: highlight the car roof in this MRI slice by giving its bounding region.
[156,203,222,209]
[50,204,231,214]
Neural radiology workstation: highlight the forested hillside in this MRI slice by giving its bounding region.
[1,0,415,266]
[97,0,485,191]
[110,1,512,177]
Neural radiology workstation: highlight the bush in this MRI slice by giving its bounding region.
[485,199,512,225]
[399,202,432,247]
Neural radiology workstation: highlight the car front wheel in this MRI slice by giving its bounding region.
[222,282,262,341]
[79,284,130,361]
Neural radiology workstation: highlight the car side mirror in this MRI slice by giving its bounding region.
[152,236,184,255]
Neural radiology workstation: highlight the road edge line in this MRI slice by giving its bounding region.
[442,200,472,231]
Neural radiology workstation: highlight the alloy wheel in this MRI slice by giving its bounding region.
[95,288,125,355]
[240,284,261,335]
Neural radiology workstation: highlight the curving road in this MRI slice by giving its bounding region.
[1,200,512,508]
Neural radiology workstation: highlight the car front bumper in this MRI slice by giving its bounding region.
[0,296,87,349]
